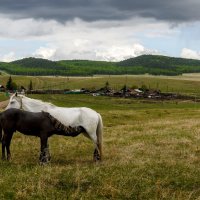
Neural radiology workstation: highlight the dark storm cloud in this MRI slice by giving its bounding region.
[0,0,200,22]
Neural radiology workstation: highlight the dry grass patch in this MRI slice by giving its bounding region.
[1,94,200,199]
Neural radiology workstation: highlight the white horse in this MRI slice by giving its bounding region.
[6,93,103,161]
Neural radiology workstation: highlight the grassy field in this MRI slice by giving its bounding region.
[1,75,200,199]
[1,73,200,96]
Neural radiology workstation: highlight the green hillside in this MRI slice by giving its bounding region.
[0,55,200,76]
[12,57,65,70]
[118,55,200,75]
[118,55,200,67]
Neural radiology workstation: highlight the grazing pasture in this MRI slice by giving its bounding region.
[1,74,200,96]
[0,75,200,199]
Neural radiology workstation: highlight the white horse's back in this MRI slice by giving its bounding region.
[47,107,99,130]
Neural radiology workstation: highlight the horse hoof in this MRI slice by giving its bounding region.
[39,161,49,166]
[93,156,101,162]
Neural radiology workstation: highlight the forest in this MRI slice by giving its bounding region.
[1,55,200,76]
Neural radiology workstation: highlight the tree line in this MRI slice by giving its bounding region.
[1,55,200,76]
[5,76,32,91]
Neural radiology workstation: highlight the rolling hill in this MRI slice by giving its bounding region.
[0,55,200,76]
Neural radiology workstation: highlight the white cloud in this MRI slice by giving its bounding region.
[0,52,16,62]
[0,15,178,61]
[95,44,159,61]
[33,46,57,59]
[181,48,200,60]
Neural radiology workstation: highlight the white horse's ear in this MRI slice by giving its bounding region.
[15,92,18,97]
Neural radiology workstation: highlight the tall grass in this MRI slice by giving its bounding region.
[0,74,200,199]
[0,93,200,199]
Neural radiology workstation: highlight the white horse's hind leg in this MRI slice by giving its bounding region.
[81,129,99,161]
[80,112,103,162]
[93,145,101,161]
[86,131,101,161]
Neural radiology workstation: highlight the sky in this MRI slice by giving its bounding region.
[0,0,200,62]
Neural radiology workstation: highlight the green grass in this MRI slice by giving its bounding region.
[1,75,200,199]
[1,93,200,199]
[0,93,9,102]
[1,74,200,96]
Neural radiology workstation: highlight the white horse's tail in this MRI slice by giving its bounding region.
[97,113,103,160]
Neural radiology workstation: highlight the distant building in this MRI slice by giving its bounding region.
[0,85,5,92]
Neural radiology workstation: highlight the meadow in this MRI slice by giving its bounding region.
[1,73,200,95]
[1,75,200,199]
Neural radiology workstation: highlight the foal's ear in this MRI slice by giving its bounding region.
[15,92,18,97]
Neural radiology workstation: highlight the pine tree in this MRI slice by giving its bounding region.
[6,76,12,90]
[6,76,17,91]
[122,84,127,95]
[105,81,110,90]
[28,80,33,91]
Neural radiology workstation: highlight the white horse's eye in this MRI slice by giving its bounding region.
[10,101,15,104]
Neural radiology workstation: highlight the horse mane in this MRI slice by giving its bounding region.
[42,111,84,135]
[16,95,55,108]
[42,111,64,129]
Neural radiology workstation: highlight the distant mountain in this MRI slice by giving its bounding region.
[11,57,65,70]
[0,55,200,76]
[118,55,200,68]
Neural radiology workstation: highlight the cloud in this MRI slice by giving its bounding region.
[33,42,159,62]
[29,18,165,61]
[181,48,200,60]
[33,47,57,59]
[95,44,159,61]
[0,0,200,23]
[0,52,16,62]
[0,0,199,62]
[0,15,176,61]
[0,15,61,39]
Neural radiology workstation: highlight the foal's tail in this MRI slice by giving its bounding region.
[0,114,2,143]
[96,113,103,160]
[0,123,2,143]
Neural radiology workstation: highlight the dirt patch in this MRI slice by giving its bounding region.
[0,100,9,109]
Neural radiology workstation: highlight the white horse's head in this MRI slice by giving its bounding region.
[6,93,23,110]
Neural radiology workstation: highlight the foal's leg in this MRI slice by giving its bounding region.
[39,134,50,164]
[5,132,14,161]
[2,134,6,160]
[46,142,51,161]
[2,131,13,161]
